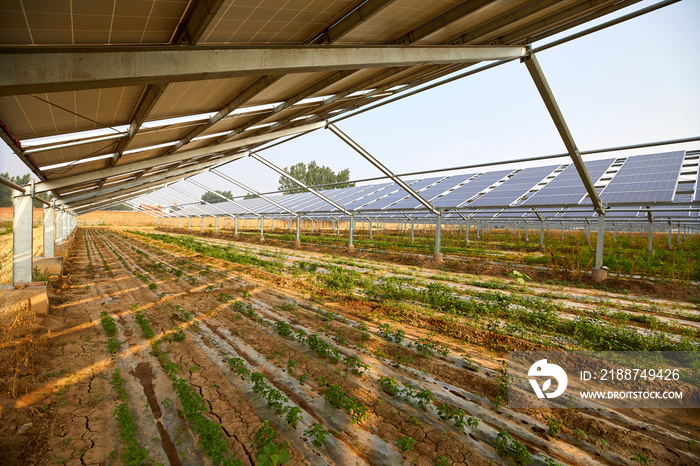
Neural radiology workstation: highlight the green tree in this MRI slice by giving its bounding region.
[0,173,54,207]
[105,204,133,211]
[201,190,233,204]
[278,161,354,194]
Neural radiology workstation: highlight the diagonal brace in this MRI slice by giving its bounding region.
[523,51,605,215]
[210,169,296,216]
[327,123,439,215]
[249,152,352,216]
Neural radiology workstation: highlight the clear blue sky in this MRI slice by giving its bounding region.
[2,0,699,204]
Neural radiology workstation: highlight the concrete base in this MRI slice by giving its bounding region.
[33,257,64,276]
[1,283,49,316]
[259,236,265,243]
[591,268,608,283]
[666,244,674,251]
[464,240,470,247]
[347,244,355,253]
[294,239,301,248]
[433,252,443,263]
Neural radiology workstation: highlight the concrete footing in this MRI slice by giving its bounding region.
[33,257,64,276]
[433,252,443,263]
[591,268,608,283]
[294,239,301,248]
[1,283,49,316]
[347,244,355,253]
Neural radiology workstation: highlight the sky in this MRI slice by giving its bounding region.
[1,0,699,206]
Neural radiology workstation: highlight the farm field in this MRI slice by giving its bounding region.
[1,226,699,465]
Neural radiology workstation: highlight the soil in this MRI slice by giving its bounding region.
[0,226,698,465]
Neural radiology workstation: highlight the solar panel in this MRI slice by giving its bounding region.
[364,177,440,210]
[599,151,685,204]
[523,159,615,206]
[432,170,513,208]
[342,182,396,210]
[468,165,557,207]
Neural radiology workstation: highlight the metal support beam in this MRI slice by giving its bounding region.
[328,123,439,215]
[523,52,604,215]
[0,46,527,95]
[37,122,326,194]
[249,152,352,215]
[210,169,296,215]
[186,178,262,218]
[311,0,395,44]
[13,191,33,284]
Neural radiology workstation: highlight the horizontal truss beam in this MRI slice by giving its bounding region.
[0,45,527,95]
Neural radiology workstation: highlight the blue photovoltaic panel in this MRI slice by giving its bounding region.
[386,175,446,210]
[307,185,380,212]
[367,178,440,210]
[599,151,685,203]
[432,170,513,208]
[651,193,693,219]
[695,167,700,201]
[469,165,557,207]
[523,159,615,206]
[342,182,396,210]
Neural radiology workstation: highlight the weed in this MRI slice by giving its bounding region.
[396,436,415,454]
[298,374,307,384]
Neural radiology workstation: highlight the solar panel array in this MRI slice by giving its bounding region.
[598,151,685,203]
[161,151,697,222]
[469,165,557,207]
[432,170,514,208]
[522,159,615,206]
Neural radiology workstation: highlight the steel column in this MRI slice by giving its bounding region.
[43,205,55,257]
[595,214,605,269]
[13,192,33,284]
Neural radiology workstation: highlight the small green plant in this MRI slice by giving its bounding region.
[134,311,155,339]
[396,436,415,454]
[256,442,290,466]
[170,327,186,342]
[298,374,307,385]
[343,355,369,375]
[100,311,117,337]
[286,359,298,372]
[285,407,303,429]
[378,376,401,396]
[631,453,652,465]
[228,358,250,380]
[304,423,328,448]
[435,455,450,466]
[148,282,158,291]
[544,416,562,437]
[496,429,531,465]
[219,292,232,303]
[106,338,120,354]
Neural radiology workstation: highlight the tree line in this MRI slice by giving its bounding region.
[200,161,354,203]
